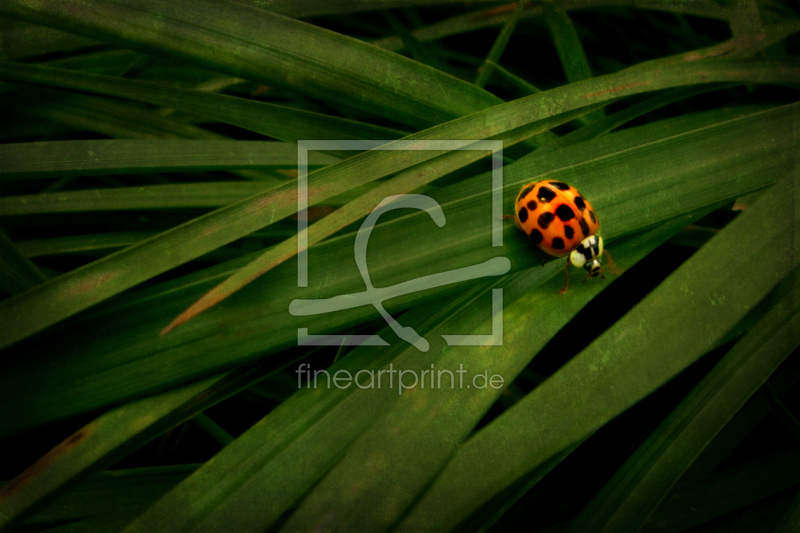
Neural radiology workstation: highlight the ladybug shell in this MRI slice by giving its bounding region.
[514,180,599,257]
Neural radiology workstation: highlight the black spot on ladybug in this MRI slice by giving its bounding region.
[538,211,555,229]
[518,206,528,223]
[556,204,575,221]
[530,229,544,244]
[564,225,574,239]
[549,181,571,191]
[527,200,537,211]
[551,237,565,250]
[589,210,597,224]
[579,217,590,237]
[574,196,586,211]
[576,243,585,254]
[538,186,556,203]
[518,184,535,201]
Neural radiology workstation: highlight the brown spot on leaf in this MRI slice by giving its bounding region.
[584,81,648,99]
[0,429,91,498]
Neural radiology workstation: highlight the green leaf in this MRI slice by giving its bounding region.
[544,5,605,123]
[0,230,47,295]
[777,490,800,533]
[644,448,800,532]
[371,0,732,52]
[0,0,502,128]
[0,354,290,529]
[159,102,605,335]
[19,465,197,525]
[0,63,407,144]
[0,183,278,215]
[566,265,800,532]
[0,101,793,440]
[16,232,157,258]
[474,1,528,88]
[278,214,713,533]
[398,172,800,531]
[0,22,98,60]
[0,56,785,350]
[0,140,338,181]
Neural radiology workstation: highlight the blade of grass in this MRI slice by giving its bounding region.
[278,212,713,533]
[0,23,98,60]
[159,101,608,335]
[381,10,447,71]
[0,101,794,437]
[545,448,800,532]
[3,57,793,351]
[397,171,800,531]
[371,0,731,51]
[0,183,279,215]
[15,232,157,258]
[9,89,305,183]
[155,58,800,333]
[32,511,139,533]
[475,1,529,88]
[544,4,604,123]
[0,140,338,181]
[535,84,739,154]
[0,0,503,128]
[190,413,234,449]
[0,62,408,144]
[484,60,543,95]
[248,0,502,18]
[729,0,762,38]
[0,231,46,295]
[0,352,295,529]
[20,465,197,525]
[643,448,800,532]
[118,294,457,533]
[566,264,800,532]
[776,490,800,533]
[680,356,800,483]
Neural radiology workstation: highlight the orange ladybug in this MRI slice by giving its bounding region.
[512,180,616,293]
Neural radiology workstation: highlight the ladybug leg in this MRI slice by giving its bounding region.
[541,254,553,267]
[499,214,522,230]
[603,249,620,275]
[558,260,570,294]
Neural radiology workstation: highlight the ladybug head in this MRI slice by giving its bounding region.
[584,258,603,276]
[569,235,604,276]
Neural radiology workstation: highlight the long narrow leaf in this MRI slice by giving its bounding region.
[0,62,407,143]
[0,56,792,350]
[0,231,47,295]
[567,265,800,532]
[0,102,794,436]
[0,353,291,529]
[0,140,338,181]
[398,171,800,531]
[0,0,501,128]
[544,5,604,123]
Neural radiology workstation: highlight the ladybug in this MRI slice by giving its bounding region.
[512,180,616,293]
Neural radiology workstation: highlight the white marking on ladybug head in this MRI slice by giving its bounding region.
[570,235,604,275]
[569,247,587,268]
